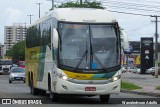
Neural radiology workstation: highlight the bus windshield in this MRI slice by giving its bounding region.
[58,23,120,71]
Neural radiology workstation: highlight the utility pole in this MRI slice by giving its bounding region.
[36,3,43,18]
[151,15,160,78]
[27,15,34,24]
[23,22,27,31]
[47,0,54,10]
[80,0,83,5]
[52,0,54,9]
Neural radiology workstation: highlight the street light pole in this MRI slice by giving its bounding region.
[47,0,54,10]
[52,0,54,10]
[80,0,83,5]
[36,3,43,18]
[27,15,34,24]
[151,15,160,78]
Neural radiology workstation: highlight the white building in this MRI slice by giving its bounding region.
[4,23,26,55]
[0,43,4,58]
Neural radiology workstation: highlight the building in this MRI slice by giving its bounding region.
[4,23,26,55]
[0,43,4,58]
[124,41,160,67]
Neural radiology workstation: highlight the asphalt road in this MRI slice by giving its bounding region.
[0,75,159,107]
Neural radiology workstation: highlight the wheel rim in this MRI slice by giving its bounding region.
[50,91,53,99]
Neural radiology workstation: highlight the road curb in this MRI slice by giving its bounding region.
[121,89,160,97]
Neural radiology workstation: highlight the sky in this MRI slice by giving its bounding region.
[0,0,160,44]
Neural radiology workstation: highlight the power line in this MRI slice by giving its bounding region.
[102,1,160,10]
[104,4,160,14]
[103,0,160,5]
[128,23,152,32]
[107,10,150,16]
[129,0,160,5]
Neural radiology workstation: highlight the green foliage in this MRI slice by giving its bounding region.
[5,49,13,57]
[5,41,25,64]
[57,1,105,9]
[121,81,142,90]
[156,86,160,90]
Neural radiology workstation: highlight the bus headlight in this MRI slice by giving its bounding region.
[62,75,68,80]
[57,73,69,80]
[112,75,121,81]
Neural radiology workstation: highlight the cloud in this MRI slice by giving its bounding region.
[4,7,24,25]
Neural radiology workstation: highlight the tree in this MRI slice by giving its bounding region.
[5,41,25,64]
[57,1,105,9]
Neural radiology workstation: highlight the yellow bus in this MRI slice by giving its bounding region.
[25,8,121,103]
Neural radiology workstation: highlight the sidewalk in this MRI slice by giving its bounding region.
[121,72,160,97]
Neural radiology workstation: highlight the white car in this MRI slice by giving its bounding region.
[9,67,25,83]
[128,67,140,74]
[146,67,155,74]
[146,67,160,74]
[121,66,126,73]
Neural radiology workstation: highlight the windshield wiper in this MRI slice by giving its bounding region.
[74,50,88,71]
[90,26,106,71]
[90,44,106,71]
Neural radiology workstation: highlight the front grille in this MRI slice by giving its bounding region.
[14,77,23,80]
[3,68,9,72]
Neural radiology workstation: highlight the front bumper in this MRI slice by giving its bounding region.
[10,76,25,81]
[54,78,121,95]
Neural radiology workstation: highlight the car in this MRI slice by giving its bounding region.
[146,67,155,74]
[18,61,25,68]
[146,67,160,74]
[121,66,126,73]
[151,68,160,76]
[9,67,25,83]
[12,64,18,67]
[128,66,140,74]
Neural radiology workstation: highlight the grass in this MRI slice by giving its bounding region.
[121,81,142,90]
[156,86,160,90]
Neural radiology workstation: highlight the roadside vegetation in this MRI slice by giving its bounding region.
[156,86,160,90]
[5,41,25,64]
[57,1,104,9]
[121,81,142,90]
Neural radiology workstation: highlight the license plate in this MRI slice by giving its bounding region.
[85,87,96,91]
[16,77,21,79]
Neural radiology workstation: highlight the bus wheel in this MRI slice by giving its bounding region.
[50,91,59,102]
[48,79,59,101]
[100,94,110,103]
[30,79,38,95]
[39,89,46,95]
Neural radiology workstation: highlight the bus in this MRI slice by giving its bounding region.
[0,59,12,74]
[25,8,121,103]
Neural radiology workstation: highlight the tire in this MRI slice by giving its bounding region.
[50,91,59,102]
[39,89,46,95]
[100,94,110,103]
[23,80,25,83]
[30,78,38,95]
[48,76,59,102]
[9,79,12,83]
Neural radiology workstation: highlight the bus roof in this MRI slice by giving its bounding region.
[28,8,117,27]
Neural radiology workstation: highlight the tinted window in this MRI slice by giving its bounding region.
[11,68,25,73]
[0,60,12,65]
